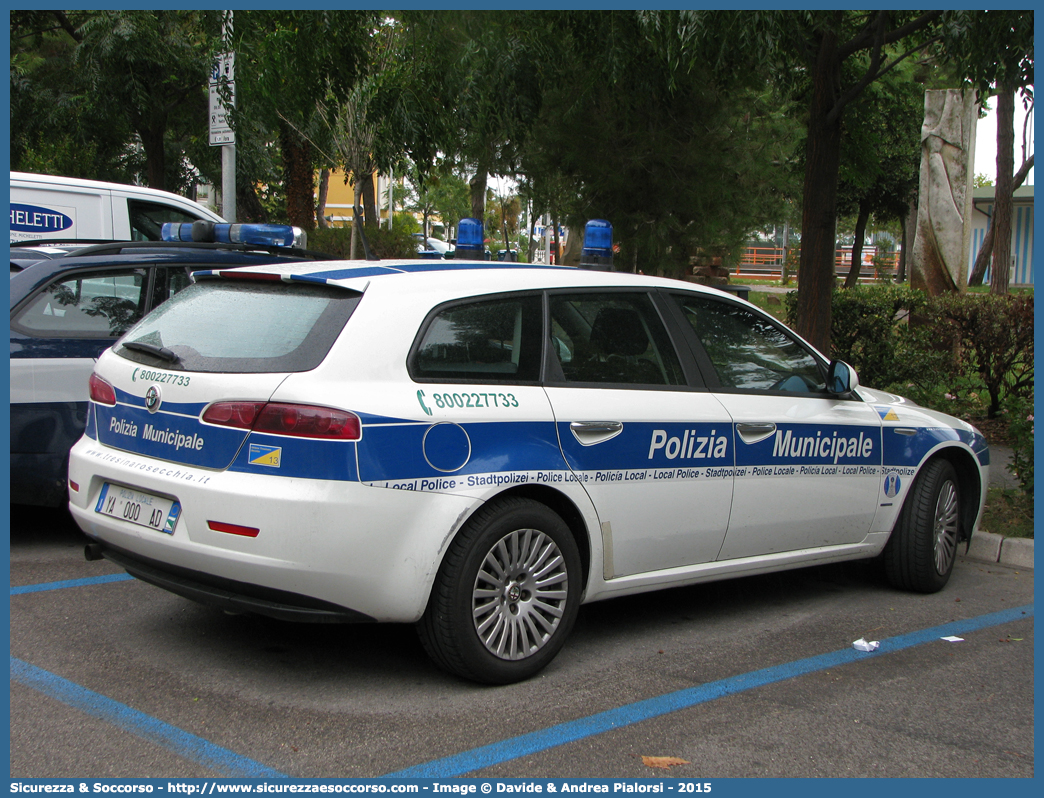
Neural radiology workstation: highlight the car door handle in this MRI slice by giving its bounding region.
[570,421,624,446]
[736,422,776,444]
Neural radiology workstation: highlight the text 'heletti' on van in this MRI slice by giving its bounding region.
[10,172,225,243]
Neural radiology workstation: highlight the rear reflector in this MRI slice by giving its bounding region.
[208,520,260,538]
[202,401,361,440]
[69,480,79,493]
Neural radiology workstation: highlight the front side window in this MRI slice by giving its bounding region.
[672,293,824,392]
[128,200,201,241]
[12,269,148,338]
[549,292,684,386]
[412,294,542,383]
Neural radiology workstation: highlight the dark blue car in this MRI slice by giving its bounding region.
[10,225,333,506]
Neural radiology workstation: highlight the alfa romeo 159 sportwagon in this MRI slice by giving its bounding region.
[69,250,989,683]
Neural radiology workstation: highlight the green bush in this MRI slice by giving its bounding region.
[783,284,945,393]
[307,226,352,258]
[366,223,421,259]
[308,217,420,261]
[1004,394,1034,500]
[826,284,932,389]
[783,287,1033,422]
[926,293,1034,418]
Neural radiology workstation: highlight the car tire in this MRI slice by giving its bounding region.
[883,458,961,593]
[417,497,582,684]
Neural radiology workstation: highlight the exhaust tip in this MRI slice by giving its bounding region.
[84,543,104,562]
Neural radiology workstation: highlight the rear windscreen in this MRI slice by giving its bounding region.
[115,279,361,373]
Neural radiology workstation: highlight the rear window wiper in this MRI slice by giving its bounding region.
[122,340,180,364]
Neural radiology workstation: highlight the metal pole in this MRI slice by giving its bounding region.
[221,12,236,222]
[544,216,551,265]
[222,145,236,223]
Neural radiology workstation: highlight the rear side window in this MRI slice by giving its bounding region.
[411,294,542,383]
[116,280,360,373]
[12,268,148,338]
[548,292,685,386]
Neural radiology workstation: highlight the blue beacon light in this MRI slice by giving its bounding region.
[161,221,300,248]
[579,219,613,271]
[453,218,488,260]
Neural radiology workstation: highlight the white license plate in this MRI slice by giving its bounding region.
[95,483,181,535]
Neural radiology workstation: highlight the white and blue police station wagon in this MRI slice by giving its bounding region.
[69,247,990,683]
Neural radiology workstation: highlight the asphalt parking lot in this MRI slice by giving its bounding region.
[10,504,1034,779]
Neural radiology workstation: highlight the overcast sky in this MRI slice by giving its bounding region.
[974,98,1035,185]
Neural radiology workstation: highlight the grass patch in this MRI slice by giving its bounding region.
[980,487,1034,539]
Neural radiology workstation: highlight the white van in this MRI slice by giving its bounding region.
[10,172,225,243]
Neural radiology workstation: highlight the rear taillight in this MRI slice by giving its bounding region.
[202,402,266,428]
[202,401,361,440]
[89,373,117,406]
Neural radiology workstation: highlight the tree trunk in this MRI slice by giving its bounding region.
[316,168,330,229]
[843,202,871,288]
[280,122,315,230]
[795,29,843,354]
[899,191,916,283]
[527,212,536,264]
[360,170,377,226]
[968,223,995,287]
[969,156,1034,286]
[551,213,561,264]
[350,185,360,260]
[139,125,167,191]
[470,171,487,221]
[990,83,1015,294]
[970,137,1032,288]
[236,182,269,224]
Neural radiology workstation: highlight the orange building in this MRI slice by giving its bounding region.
[315,168,395,227]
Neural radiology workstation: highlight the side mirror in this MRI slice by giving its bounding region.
[828,360,859,396]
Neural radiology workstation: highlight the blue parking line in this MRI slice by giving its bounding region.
[10,657,288,778]
[383,605,1034,778]
[11,573,135,595]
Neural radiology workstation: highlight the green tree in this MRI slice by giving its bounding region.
[233,11,377,229]
[522,11,802,278]
[74,10,219,191]
[401,161,441,240]
[488,191,521,252]
[940,10,1034,294]
[11,10,221,192]
[398,12,550,222]
[686,11,944,352]
[836,62,924,288]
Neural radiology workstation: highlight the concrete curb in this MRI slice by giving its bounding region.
[966,531,1034,570]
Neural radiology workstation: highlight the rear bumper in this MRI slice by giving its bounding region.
[93,542,374,623]
[68,436,479,622]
